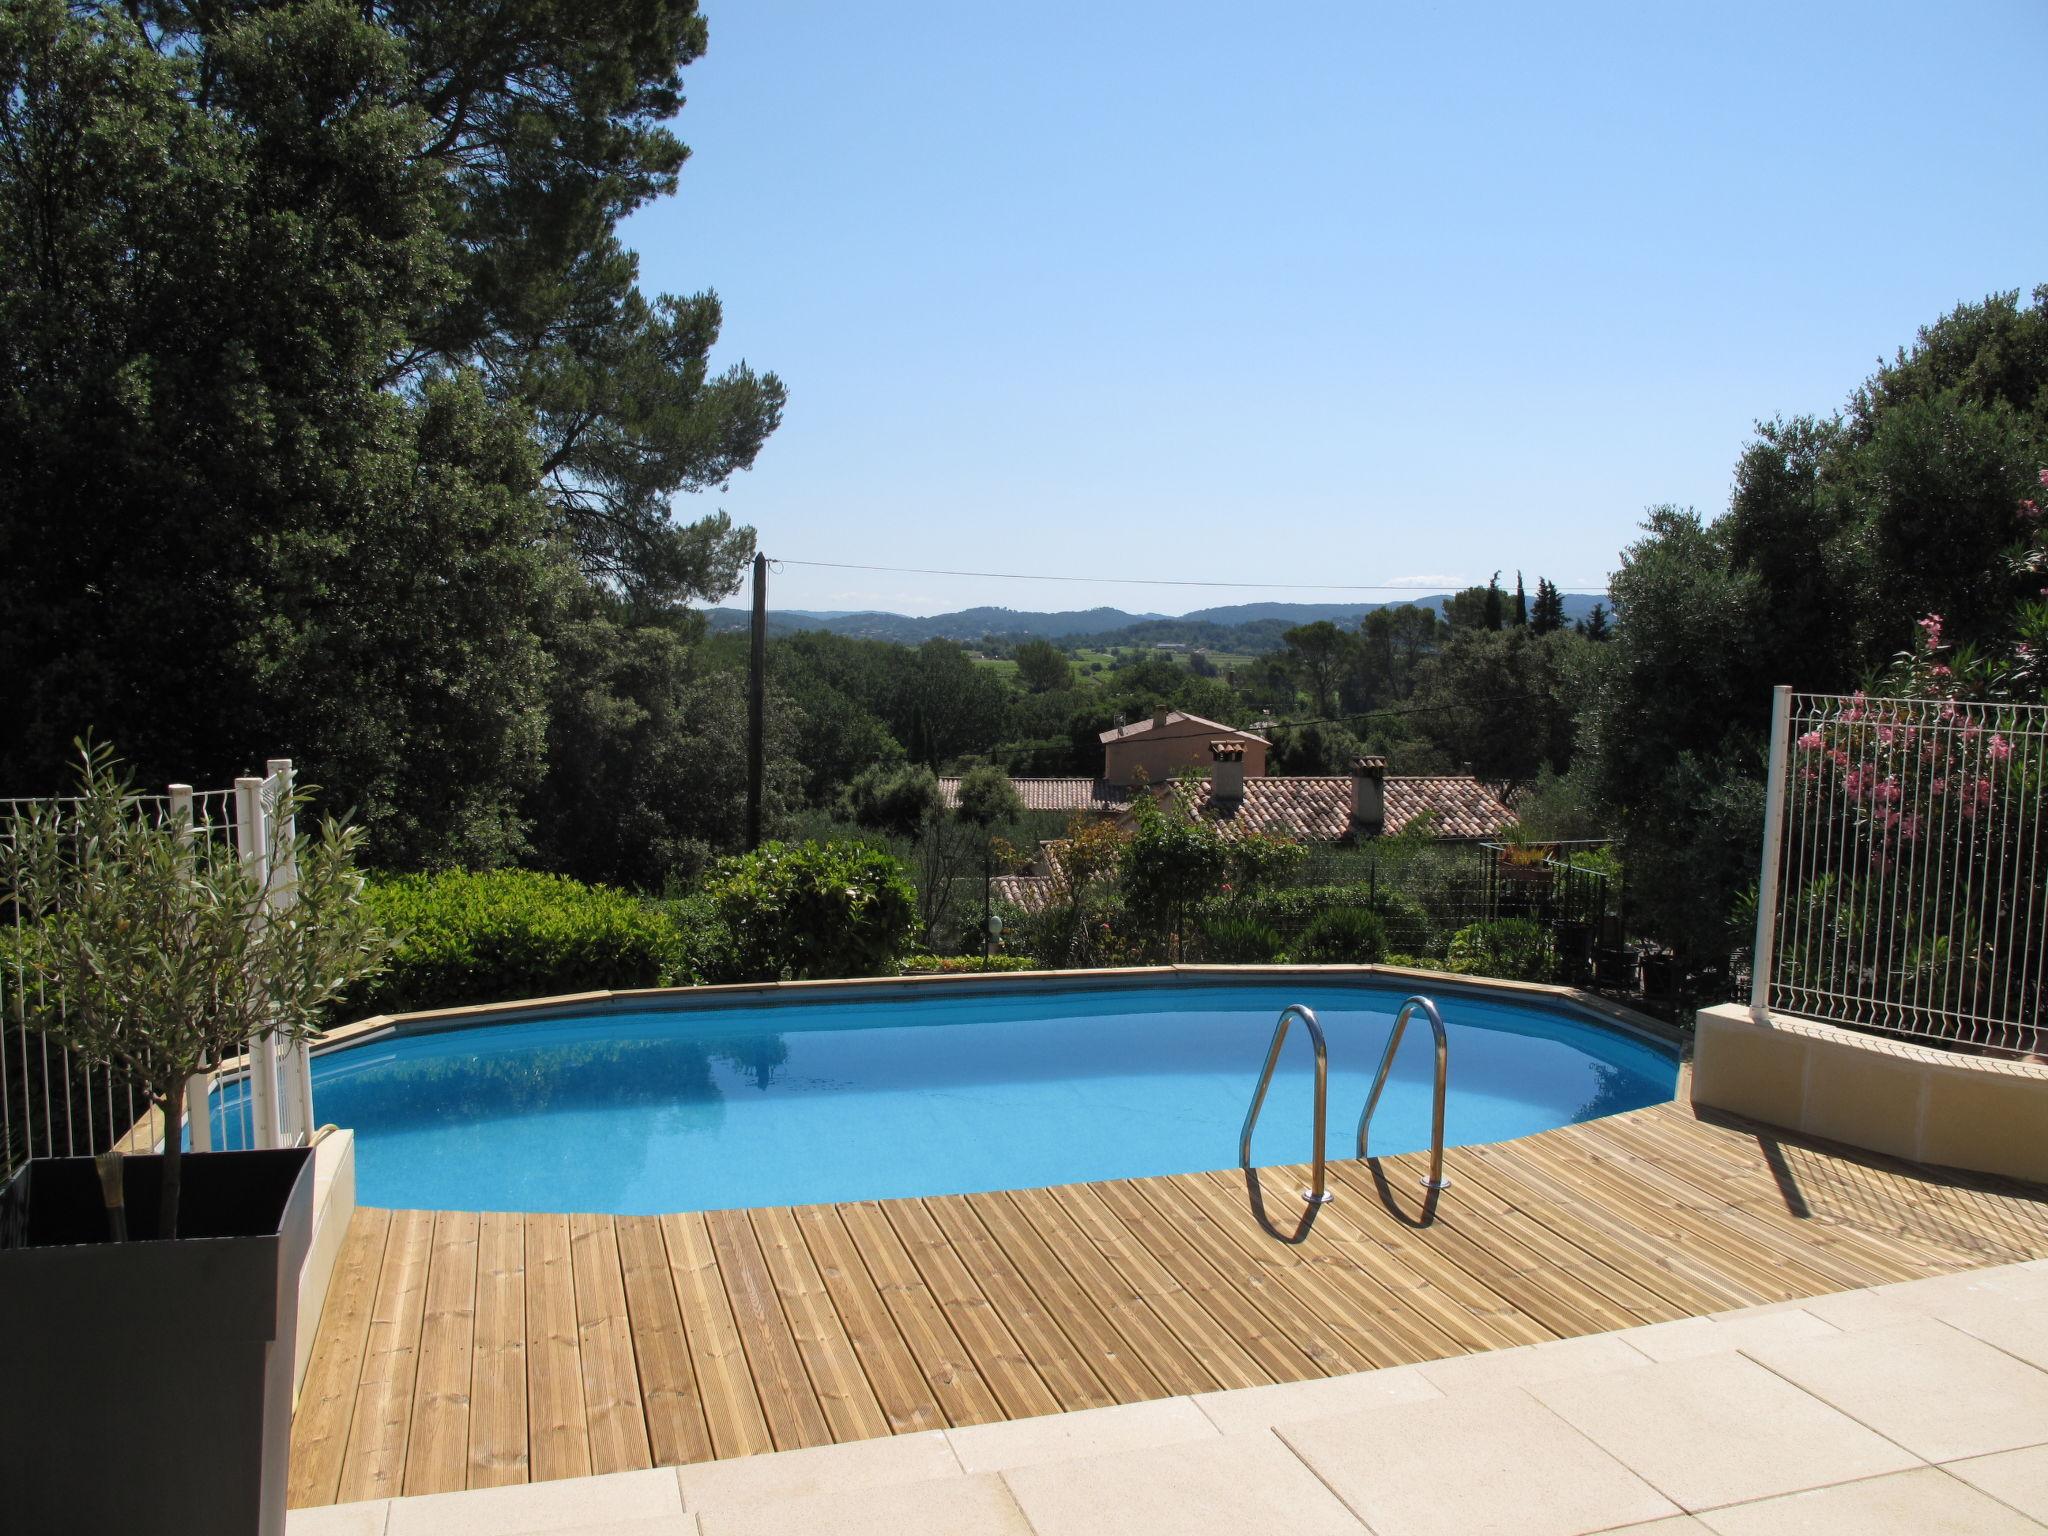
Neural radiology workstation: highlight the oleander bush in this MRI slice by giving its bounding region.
[355,869,691,1017]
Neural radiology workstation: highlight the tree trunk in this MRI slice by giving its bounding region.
[157,1085,184,1241]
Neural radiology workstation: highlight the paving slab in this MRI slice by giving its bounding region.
[1278,1387,1679,1536]
[946,1396,1218,1473]
[1002,1431,1367,1536]
[1942,1445,2048,1525]
[1929,1294,2048,1373]
[1531,1352,1919,1510]
[693,1474,1032,1536]
[288,1502,392,1536]
[1696,1466,2045,1535]
[384,1469,685,1536]
[1622,1308,1839,1363]
[1416,1332,1649,1392]
[1743,1317,2048,1464]
[677,1431,962,1511]
[1191,1363,1441,1434]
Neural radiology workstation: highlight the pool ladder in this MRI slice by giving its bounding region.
[1239,996,1452,1207]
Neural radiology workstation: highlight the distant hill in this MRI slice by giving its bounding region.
[705,593,1609,647]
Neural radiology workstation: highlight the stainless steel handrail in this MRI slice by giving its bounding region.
[1356,995,1451,1192]
[1240,1004,1333,1205]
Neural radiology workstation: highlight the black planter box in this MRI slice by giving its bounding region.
[0,1146,315,1536]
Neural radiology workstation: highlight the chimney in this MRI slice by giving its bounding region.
[1210,740,1245,803]
[1152,705,1170,730]
[1349,755,1387,835]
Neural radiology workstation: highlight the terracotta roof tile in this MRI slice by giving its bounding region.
[1167,774,1517,842]
[937,777,1132,814]
[990,874,1057,912]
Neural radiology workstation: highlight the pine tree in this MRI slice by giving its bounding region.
[1484,572,1505,631]
[1576,602,1612,642]
[1530,578,1566,634]
[1513,572,1529,627]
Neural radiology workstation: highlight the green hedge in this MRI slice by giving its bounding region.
[355,869,691,1017]
[1446,917,1556,982]
[706,840,918,982]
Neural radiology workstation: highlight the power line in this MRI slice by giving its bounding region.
[770,557,1612,595]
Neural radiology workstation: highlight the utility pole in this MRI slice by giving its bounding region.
[746,551,766,850]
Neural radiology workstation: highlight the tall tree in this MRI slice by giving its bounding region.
[1484,572,1505,631]
[1576,603,1612,642]
[1513,572,1529,627]
[1530,578,1566,634]
[1282,621,1351,718]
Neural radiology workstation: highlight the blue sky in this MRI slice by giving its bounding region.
[620,1,2048,618]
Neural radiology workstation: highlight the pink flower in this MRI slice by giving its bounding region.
[2021,500,2043,521]
[1918,614,1944,649]
[1930,776,1948,795]
[1797,730,1825,752]
[2038,466,2048,488]
[1875,777,1902,804]
[1989,733,2012,763]
[1930,664,1952,679]
[1877,726,1896,748]
[1900,813,1921,840]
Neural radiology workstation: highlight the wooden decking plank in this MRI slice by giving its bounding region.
[616,1214,714,1467]
[1416,1149,1671,1326]
[922,1194,1120,1412]
[1464,1139,1763,1311]
[1091,1176,1368,1379]
[335,1208,434,1503]
[789,1202,948,1434]
[1444,1142,1739,1316]
[1531,1128,1842,1302]
[999,1185,1225,1395]
[943,1190,1175,1406]
[836,1198,1008,1427]
[704,1208,833,1451]
[1046,1182,1274,1392]
[660,1211,776,1459]
[569,1215,652,1473]
[883,1199,1066,1418]
[1319,1158,1616,1341]
[288,1206,392,1508]
[467,1211,529,1489]
[524,1212,591,1483]
[403,1210,481,1495]
[1234,1162,1553,1351]
[1300,1160,1581,1346]
[747,1206,892,1443]
[1131,1172,1431,1367]
[1577,1114,1933,1287]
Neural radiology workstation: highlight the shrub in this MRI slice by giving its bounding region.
[1196,913,1286,963]
[707,840,918,981]
[897,954,1039,974]
[1288,907,1388,964]
[1446,917,1556,981]
[358,869,689,1017]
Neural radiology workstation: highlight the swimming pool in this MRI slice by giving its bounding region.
[212,978,1677,1213]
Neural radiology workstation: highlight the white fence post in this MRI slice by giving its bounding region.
[235,775,282,1150]
[266,759,315,1144]
[1751,685,1793,1019]
[169,784,213,1154]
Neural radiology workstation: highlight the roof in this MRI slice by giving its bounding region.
[1165,774,1518,842]
[989,874,1057,912]
[937,777,1133,815]
[1098,710,1271,746]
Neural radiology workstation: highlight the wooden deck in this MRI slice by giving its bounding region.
[287,1101,2048,1509]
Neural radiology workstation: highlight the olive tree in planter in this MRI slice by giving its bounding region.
[0,742,387,1536]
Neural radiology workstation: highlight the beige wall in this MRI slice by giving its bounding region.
[1105,723,1268,785]
[1691,1002,2048,1184]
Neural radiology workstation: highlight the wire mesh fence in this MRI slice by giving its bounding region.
[1756,689,2048,1056]
[2,779,284,1178]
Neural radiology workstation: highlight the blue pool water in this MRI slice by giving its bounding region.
[211,981,1676,1213]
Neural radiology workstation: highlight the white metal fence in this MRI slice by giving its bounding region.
[1751,686,2048,1055]
[2,760,314,1176]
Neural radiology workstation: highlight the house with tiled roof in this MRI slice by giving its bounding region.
[1099,707,1269,784]
[936,777,1133,816]
[1140,748,1516,844]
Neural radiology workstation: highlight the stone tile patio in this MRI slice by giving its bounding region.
[288,1259,2048,1536]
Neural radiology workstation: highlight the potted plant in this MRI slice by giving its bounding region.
[0,743,386,1536]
